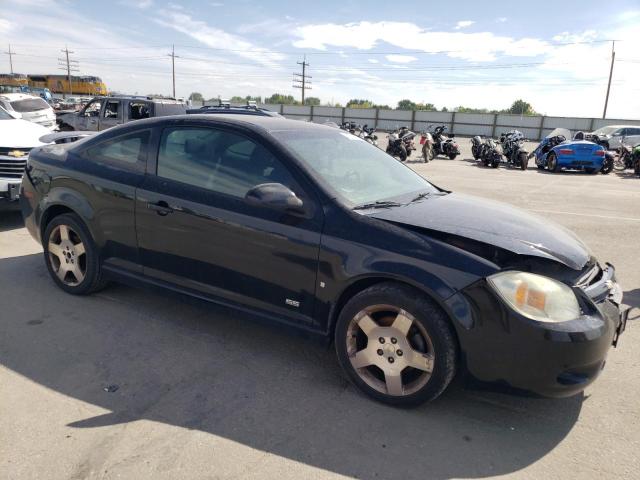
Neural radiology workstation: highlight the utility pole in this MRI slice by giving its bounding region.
[603,40,615,119]
[292,56,311,104]
[167,44,180,99]
[58,46,79,98]
[3,44,15,74]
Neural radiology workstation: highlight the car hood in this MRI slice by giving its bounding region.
[0,119,50,148]
[367,193,590,270]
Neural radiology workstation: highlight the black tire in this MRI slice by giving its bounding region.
[537,164,545,170]
[491,158,500,168]
[334,282,457,406]
[518,152,528,170]
[397,145,408,162]
[448,152,458,160]
[635,160,640,176]
[547,153,558,172]
[43,213,106,295]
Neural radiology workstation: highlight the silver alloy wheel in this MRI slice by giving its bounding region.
[47,224,87,286]
[346,304,435,396]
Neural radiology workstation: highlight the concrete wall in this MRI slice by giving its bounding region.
[190,101,640,140]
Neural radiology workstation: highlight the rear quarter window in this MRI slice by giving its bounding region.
[82,130,150,170]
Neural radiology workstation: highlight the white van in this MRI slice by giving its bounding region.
[0,93,56,130]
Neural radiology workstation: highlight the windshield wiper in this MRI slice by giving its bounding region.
[409,192,432,202]
[353,200,404,210]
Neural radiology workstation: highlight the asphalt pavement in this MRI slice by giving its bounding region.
[1,139,639,480]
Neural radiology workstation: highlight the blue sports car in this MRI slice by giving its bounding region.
[531,128,606,174]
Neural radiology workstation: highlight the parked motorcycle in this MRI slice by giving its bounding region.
[500,130,529,170]
[633,144,640,176]
[601,151,615,174]
[386,127,416,161]
[614,142,635,171]
[480,138,501,168]
[362,124,378,146]
[470,135,484,160]
[420,131,435,162]
[430,125,460,159]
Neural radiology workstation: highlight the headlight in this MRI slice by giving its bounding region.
[488,271,581,323]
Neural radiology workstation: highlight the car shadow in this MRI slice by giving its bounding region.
[0,210,24,232]
[624,288,640,321]
[0,253,584,480]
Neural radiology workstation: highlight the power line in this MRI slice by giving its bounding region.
[292,56,311,104]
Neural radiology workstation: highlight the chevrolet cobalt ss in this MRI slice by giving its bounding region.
[20,116,627,406]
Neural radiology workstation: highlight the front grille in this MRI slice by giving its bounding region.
[0,147,33,156]
[0,149,30,178]
[575,263,603,288]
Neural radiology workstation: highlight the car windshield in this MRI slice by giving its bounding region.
[10,97,50,112]
[272,128,438,207]
[0,106,14,120]
[592,126,618,135]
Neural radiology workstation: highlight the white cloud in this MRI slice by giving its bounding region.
[455,20,474,30]
[123,0,153,8]
[292,21,551,61]
[368,58,379,63]
[210,1,224,6]
[154,9,285,67]
[0,18,12,33]
[385,54,417,63]
[497,17,507,23]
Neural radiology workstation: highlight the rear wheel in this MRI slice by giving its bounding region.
[335,283,457,406]
[547,153,558,172]
[43,213,106,295]
[613,154,627,171]
[448,152,458,160]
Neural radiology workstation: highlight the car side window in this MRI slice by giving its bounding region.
[104,101,119,119]
[83,130,150,168]
[129,102,151,120]
[157,127,298,198]
[84,100,102,117]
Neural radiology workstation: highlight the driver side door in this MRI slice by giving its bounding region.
[76,98,103,131]
[135,124,324,327]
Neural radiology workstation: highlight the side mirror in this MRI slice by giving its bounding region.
[245,183,306,215]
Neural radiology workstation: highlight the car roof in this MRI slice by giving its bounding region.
[113,114,328,134]
[0,93,43,101]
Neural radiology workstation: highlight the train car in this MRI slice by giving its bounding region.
[0,73,29,87]
[28,74,107,96]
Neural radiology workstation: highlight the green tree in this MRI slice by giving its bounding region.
[265,93,299,105]
[188,92,204,102]
[397,99,417,110]
[304,97,321,106]
[506,99,537,116]
[441,106,449,112]
[346,98,375,108]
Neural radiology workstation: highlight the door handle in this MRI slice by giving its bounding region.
[147,201,174,216]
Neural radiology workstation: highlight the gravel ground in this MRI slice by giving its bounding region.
[1,137,639,480]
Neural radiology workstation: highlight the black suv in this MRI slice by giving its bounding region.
[57,95,186,131]
[20,115,627,406]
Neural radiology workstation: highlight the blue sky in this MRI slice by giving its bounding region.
[1,0,639,117]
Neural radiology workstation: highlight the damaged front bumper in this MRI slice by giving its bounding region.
[449,263,628,398]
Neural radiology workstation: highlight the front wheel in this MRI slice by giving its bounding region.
[518,152,528,170]
[334,283,457,406]
[396,145,408,162]
[613,155,627,171]
[43,213,106,295]
[448,152,458,160]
